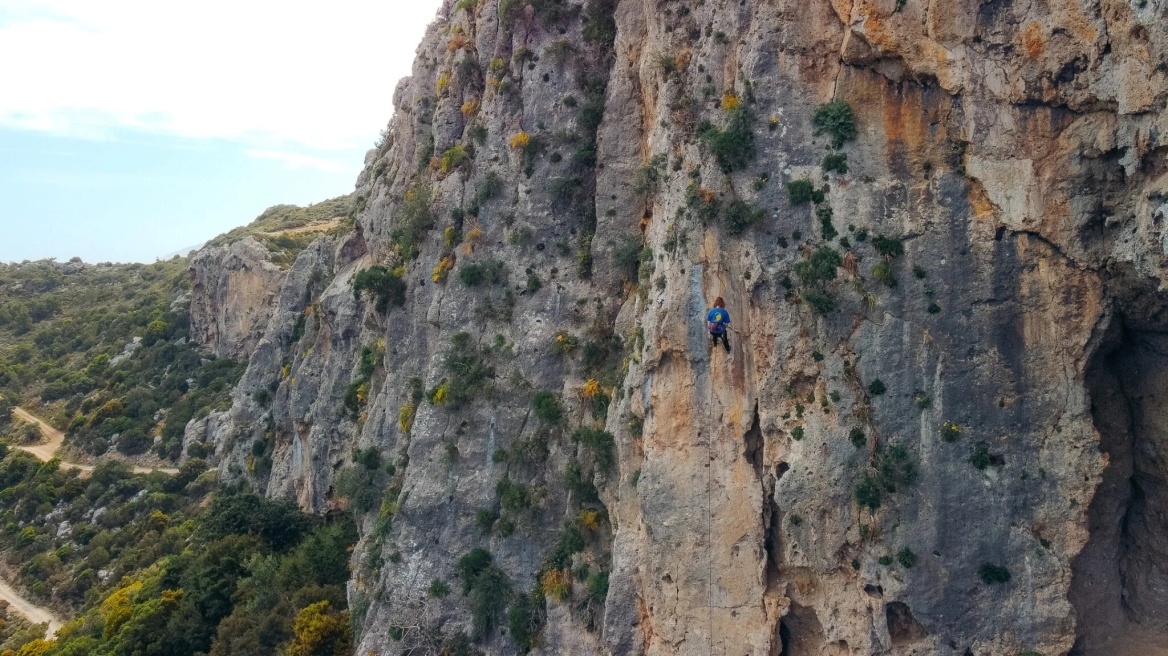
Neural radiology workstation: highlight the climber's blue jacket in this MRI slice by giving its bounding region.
[707,308,730,334]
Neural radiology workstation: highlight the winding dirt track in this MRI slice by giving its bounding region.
[0,576,62,637]
[0,407,182,637]
[12,408,179,475]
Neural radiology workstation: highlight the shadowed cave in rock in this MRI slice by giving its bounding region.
[1073,283,1168,655]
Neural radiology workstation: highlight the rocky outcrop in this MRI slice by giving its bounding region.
[191,0,1168,654]
[188,237,288,360]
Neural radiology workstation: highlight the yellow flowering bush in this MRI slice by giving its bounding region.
[581,379,601,399]
[432,257,454,283]
[399,403,417,433]
[541,569,571,602]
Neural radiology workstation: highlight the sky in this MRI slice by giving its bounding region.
[0,0,444,263]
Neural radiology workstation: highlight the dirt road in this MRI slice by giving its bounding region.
[0,576,63,636]
[12,407,179,475]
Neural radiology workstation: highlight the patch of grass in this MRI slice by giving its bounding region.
[612,236,649,280]
[440,144,473,174]
[496,476,532,512]
[633,153,667,196]
[553,331,579,353]
[428,579,451,598]
[440,332,497,410]
[475,507,498,534]
[458,549,512,639]
[812,100,858,149]
[551,175,583,205]
[854,445,918,510]
[390,183,435,260]
[508,590,544,651]
[872,262,897,287]
[967,441,995,466]
[940,421,960,441]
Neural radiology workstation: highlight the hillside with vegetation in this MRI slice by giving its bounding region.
[0,258,241,463]
[0,197,363,655]
[205,195,354,268]
[0,452,356,656]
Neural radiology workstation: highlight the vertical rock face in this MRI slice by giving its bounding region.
[192,0,1168,654]
[188,237,288,360]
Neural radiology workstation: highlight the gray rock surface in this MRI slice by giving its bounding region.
[187,0,1168,654]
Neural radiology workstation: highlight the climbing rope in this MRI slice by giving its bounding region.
[707,424,714,655]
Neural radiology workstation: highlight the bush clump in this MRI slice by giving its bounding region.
[700,107,756,173]
[439,332,496,410]
[979,563,1011,585]
[872,235,905,259]
[532,391,563,424]
[812,100,858,148]
[458,549,512,639]
[787,179,816,204]
[795,246,842,286]
[390,183,435,260]
[353,266,407,313]
[802,290,837,314]
[822,152,848,174]
[476,171,503,203]
[724,200,764,237]
[896,548,917,568]
[459,259,507,286]
[572,427,616,471]
[854,445,918,511]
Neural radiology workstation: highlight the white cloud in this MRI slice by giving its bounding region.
[0,0,444,151]
[245,149,344,172]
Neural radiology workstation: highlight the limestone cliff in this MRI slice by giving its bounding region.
[188,237,288,361]
[189,0,1168,654]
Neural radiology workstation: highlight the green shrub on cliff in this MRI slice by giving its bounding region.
[812,100,857,148]
[353,266,407,312]
[700,107,756,173]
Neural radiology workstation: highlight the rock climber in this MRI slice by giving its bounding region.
[707,297,731,353]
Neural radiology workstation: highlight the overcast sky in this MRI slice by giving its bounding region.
[0,0,444,262]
